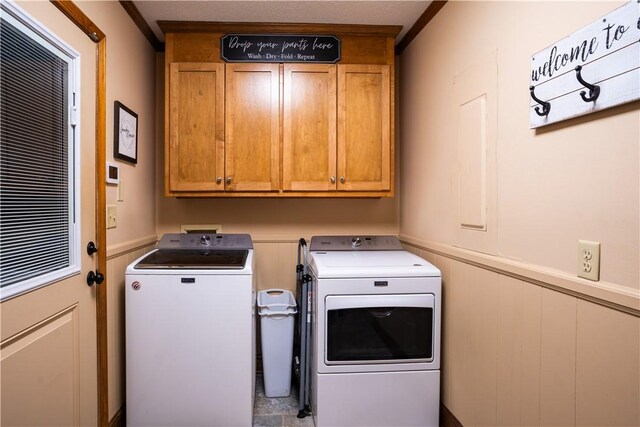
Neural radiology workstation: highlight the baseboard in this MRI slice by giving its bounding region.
[440,403,463,427]
[109,406,125,427]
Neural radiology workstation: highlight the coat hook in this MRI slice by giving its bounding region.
[574,65,600,102]
[529,85,551,116]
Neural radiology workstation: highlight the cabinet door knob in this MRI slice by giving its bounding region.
[216,177,222,184]
[330,176,336,184]
[340,176,345,184]
[226,177,232,185]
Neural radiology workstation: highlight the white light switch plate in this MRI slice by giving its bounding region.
[577,240,600,281]
[106,204,117,229]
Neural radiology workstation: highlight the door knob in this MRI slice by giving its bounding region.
[330,176,336,184]
[216,177,222,184]
[86,241,98,255]
[87,270,104,287]
[226,177,232,185]
[340,176,345,184]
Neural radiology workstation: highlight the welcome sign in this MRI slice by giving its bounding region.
[529,1,640,128]
[221,34,341,63]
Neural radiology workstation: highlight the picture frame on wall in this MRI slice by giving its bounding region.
[114,101,138,164]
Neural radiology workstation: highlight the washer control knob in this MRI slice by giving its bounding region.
[351,237,362,248]
[200,235,211,246]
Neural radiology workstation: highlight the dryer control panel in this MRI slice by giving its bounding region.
[309,235,403,251]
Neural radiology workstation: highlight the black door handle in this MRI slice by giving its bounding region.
[86,241,98,255]
[87,270,104,286]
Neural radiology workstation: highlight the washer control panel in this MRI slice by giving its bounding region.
[309,235,403,251]
[157,233,253,250]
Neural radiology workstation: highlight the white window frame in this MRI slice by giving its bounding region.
[0,0,81,300]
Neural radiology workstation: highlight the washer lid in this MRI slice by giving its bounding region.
[309,250,441,278]
[134,249,248,270]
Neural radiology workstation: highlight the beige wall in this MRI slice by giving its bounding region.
[399,1,640,425]
[71,1,157,421]
[75,1,158,250]
[399,0,639,292]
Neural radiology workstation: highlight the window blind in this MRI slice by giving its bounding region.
[0,17,72,288]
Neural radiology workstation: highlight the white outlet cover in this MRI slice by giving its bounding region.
[577,240,600,281]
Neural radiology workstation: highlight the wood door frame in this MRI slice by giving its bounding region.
[49,2,108,425]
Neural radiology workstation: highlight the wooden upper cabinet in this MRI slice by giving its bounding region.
[337,64,391,191]
[168,62,225,193]
[163,27,397,197]
[283,64,337,192]
[225,63,280,191]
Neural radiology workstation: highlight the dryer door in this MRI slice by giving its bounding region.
[325,294,434,366]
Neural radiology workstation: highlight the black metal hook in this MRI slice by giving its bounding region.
[574,65,600,102]
[529,85,551,116]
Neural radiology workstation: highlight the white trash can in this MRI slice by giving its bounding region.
[258,289,297,398]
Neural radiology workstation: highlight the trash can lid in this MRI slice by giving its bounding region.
[257,289,296,309]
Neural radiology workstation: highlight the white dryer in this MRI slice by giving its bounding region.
[125,233,255,427]
[309,235,441,427]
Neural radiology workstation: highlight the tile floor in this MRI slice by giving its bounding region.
[253,374,314,427]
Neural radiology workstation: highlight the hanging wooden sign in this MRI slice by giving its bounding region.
[529,0,640,128]
[221,34,341,63]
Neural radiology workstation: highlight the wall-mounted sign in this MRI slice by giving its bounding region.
[529,0,639,128]
[221,34,341,63]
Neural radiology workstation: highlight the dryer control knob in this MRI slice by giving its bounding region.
[351,237,362,248]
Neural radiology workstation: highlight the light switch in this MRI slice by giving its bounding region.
[106,204,117,229]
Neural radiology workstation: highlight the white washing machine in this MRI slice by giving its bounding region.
[125,233,256,427]
[309,236,441,427]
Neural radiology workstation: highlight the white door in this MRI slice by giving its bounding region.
[1,1,99,425]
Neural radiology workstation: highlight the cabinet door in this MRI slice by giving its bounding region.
[337,64,390,191]
[168,62,224,192]
[225,63,280,191]
[283,64,337,191]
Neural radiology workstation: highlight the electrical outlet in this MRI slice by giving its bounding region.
[578,240,600,281]
[106,204,117,229]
